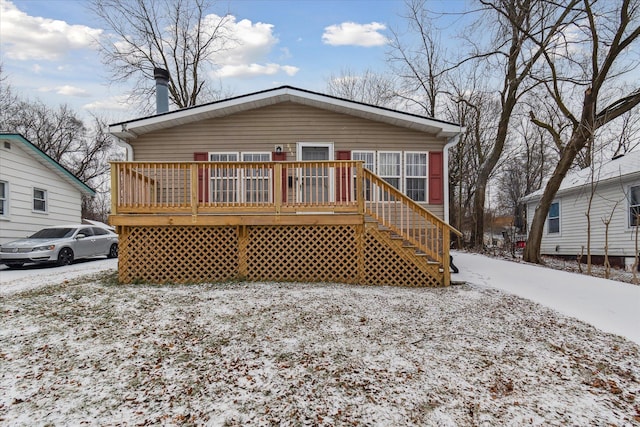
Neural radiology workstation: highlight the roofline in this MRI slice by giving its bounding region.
[521,169,640,203]
[109,85,464,138]
[0,133,95,197]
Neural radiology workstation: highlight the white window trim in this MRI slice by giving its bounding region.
[208,152,240,203]
[404,151,429,202]
[546,200,560,235]
[0,180,8,219]
[296,143,335,203]
[352,151,376,202]
[241,152,272,204]
[296,142,335,161]
[352,150,376,171]
[377,151,402,192]
[207,152,274,203]
[208,152,240,162]
[241,152,271,162]
[33,187,48,214]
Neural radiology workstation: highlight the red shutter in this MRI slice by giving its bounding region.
[272,151,287,203]
[429,152,443,204]
[336,151,351,202]
[194,152,209,203]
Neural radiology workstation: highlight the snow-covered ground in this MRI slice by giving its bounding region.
[453,251,640,346]
[1,255,639,425]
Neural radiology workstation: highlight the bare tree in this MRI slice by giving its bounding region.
[0,74,118,220]
[612,109,640,156]
[602,201,620,279]
[90,0,233,112]
[325,68,400,107]
[456,0,581,248]
[523,0,640,263]
[387,0,448,116]
[495,116,555,232]
[443,71,501,246]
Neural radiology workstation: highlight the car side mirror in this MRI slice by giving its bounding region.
[76,233,86,239]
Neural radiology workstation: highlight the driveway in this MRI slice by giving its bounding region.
[0,258,117,296]
[452,250,640,345]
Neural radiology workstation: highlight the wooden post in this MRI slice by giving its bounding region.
[356,162,364,214]
[274,163,282,214]
[110,163,118,216]
[190,163,198,221]
[443,227,451,286]
[238,225,248,279]
[357,223,366,285]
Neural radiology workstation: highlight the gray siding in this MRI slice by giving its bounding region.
[526,178,640,257]
[0,142,83,244]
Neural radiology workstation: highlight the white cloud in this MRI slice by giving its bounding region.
[84,95,134,111]
[56,85,91,97]
[215,63,299,78]
[38,85,91,97]
[322,22,388,47]
[205,15,298,79]
[0,0,102,61]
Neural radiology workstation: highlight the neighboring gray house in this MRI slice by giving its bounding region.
[0,133,95,245]
[522,151,640,270]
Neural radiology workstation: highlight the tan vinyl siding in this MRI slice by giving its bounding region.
[130,102,444,161]
[127,101,447,219]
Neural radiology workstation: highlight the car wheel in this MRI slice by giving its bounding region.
[107,243,118,259]
[57,248,74,266]
[5,262,24,269]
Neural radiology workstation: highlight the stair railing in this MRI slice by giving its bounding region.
[362,168,462,283]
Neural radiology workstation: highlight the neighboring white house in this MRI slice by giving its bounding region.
[522,151,640,270]
[0,133,95,245]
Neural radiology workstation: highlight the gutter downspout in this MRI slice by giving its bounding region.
[443,128,464,225]
[116,137,134,161]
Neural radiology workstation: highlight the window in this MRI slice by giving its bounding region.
[353,151,375,171]
[208,152,273,203]
[242,152,271,203]
[378,152,401,190]
[92,227,110,236]
[209,152,239,203]
[353,151,375,200]
[630,185,640,227]
[547,201,560,234]
[405,152,428,202]
[0,181,7,217]
[33,188,47,212]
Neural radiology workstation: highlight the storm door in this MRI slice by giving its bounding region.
[297,143,334,204]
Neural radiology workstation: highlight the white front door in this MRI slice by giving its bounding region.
[297,143,334,203]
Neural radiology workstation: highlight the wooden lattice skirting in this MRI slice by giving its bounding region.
[117,224,445,287]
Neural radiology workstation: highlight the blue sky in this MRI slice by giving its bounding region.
[1,0,465,122]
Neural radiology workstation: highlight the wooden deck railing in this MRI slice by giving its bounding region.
[362,168,462,273]
[110,161,460,279]
[111,161,363,215]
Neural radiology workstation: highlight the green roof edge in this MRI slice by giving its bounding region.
[0,133,96,197]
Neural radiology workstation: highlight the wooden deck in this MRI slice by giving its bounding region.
[109,161,461,286]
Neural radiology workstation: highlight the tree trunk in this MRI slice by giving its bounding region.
[524,89,594,263]
[472,178,487,248]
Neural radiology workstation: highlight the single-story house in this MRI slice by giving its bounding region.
[0,133,95,245]
[522,151,640,270]
[108,85,464,286]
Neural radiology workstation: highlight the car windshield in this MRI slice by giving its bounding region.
[29,228,75,239]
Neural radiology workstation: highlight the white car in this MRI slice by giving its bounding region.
[0,225,118,268]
